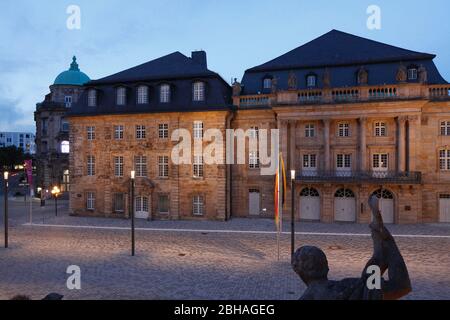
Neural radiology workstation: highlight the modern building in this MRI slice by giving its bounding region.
[34,56,90,194]
[0,132,36,154]
[68,30,450,224]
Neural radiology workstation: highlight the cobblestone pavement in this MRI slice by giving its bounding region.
[0,199,449,300]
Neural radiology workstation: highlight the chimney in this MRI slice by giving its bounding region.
[191,51,207,68]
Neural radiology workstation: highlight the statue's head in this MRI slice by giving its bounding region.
[292,246,329,285]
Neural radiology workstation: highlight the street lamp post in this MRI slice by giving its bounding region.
[51,186,60,217]
[130,170,136,256]
[4,171,9,248]
[290,169,296,258]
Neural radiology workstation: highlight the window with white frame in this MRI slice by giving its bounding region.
[338,123,350,137]
[374,122,387,137]
[65,96,72,108]
[87,126,95,140]
[192,195,204,216]
[263,78,272,89]
[249,126,259,139]
[137,86,148,104]
[249,151,260,169]
[336,154,351,169]
[408,68,418,80]
[373,153,388,170]
[116,87,126,105]
[158,156,169,178]
[159,124,169,139]
[113,193,125,213]
[114,125,124,140]
[114,156,124,177]
[158,195,169,214]
[86,192,95,210]
[440,121,450,136]
[439,149,450,171]
[61,141,70,154]
[193,121,203,139]
[307,74,317,87]
[88,89,97,107]
[160,84,170,103]
[193,155,204,178]
[136,125,146,139]
[193,81,205,101]
[87,155,95,176]
[305,124,315,137]
[135,156,147,177]
[303,154,317,169]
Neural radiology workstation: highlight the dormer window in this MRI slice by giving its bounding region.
[263,78,272,89]
[160,84,170,103]
[137,85,148,104]
[88,89,97,107]
[116,87,126,105]
[193,81,205,101]
[64,96,72,108]
[408,67,418,80]
[307,74,317,87]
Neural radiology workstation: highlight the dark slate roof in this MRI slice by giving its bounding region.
[241,30,447,94]
[89,52,219,84]
[69,51,232,116]
[247,30,436,72]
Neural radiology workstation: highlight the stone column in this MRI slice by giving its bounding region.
[289,120,297,171]
[407,115,419,172]
[323,119,331,171]
[359,117,367,171]
[397,116,407,172]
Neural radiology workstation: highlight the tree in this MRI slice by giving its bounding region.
[0,146,31,171]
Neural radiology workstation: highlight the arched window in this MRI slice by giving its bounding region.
[116,87,126,105]
[137,86,148,104]
[160,84,170,103]
[372,189,394,199]
[193,81,205,101]
[300,188,320,197]
[334,188,355,198]
[307,74,317,87]
[61,141,70,154]
[88,89,97,107]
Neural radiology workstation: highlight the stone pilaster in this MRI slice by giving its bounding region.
[323,119,331,170]
[397,116,407,172]
[359,117,367,171]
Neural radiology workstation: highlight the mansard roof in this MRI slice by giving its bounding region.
[247,30,436,72]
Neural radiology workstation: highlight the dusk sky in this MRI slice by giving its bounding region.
[1,0,449,132]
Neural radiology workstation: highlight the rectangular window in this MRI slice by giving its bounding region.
[114,125,124,140]
[114,156,124,177]
[87,126,95,141]
[193,195,204,216]
[158,156,169,178]
[160,84,170,103]
[441,121,450,136]
[61,121,70,132]
[65,96,72,108]
[135,156,147,177]
[263,78,272,89]
[193,82,205,101]
[86,192,95,210]
[373,154,389,169]
[158,195,169,214]
[193,155,204,178]
[305,124,315,138]
[137,86,148,104]
[42,119,48,135]
[193,121,204,139]
[113,193,125,213]
[116,87,126,105]
[249,151,260,169]
[338,123,350,137]
[374,122,387,137]
[439,149,450,171]
[87,156,95,176]
[158,124,169,139]
[136,125,146,139]
[336,154,351,169]
[408,68,418,80]
[88,90,97,107]
[303,154,317,168]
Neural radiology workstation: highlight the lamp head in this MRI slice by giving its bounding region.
[131,170,136,179]
[3,171,9,180]
[291,169,296,181]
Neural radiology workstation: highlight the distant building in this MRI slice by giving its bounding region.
[0,132,36,154]
[34,56,90,193]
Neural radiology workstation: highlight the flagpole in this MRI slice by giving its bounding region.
[277,154,280,261]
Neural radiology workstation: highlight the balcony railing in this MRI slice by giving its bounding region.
[295,170,421,184]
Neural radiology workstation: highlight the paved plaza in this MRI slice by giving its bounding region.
[0,198,449,300]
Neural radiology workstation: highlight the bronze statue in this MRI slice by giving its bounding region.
[292,195,412,300]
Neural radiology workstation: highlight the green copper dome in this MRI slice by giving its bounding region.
[54,56,90,86]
